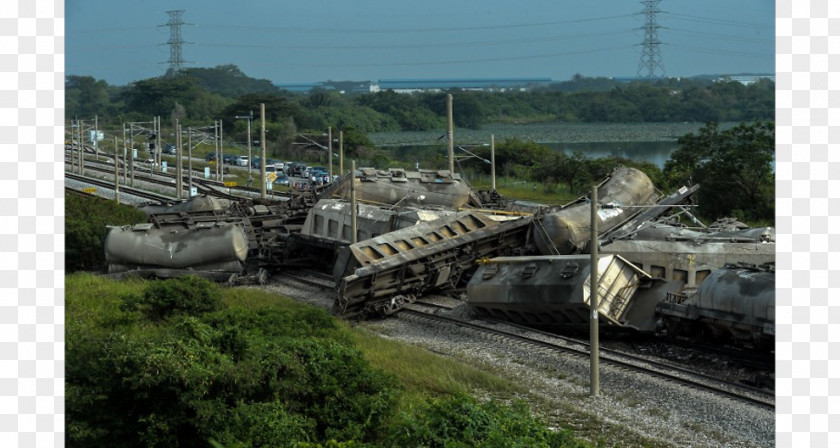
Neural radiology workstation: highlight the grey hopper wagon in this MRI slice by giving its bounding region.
[656,262,775,350]
[466,254,673,332]
[323,167,480,209]
[288,198,458,269]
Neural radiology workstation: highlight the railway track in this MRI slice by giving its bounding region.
[69,157,297,203]
[401,307,774,410]
[66,172,176,204]
[267,269,774,411]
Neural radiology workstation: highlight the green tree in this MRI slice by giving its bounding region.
[182,64,279,97]
[664,121,774,221]
[66,75,113,118]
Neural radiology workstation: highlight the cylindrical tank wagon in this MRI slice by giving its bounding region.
[534,167,660,255]
[103,222,250,280]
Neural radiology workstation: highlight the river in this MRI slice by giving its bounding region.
[384,140,678,169]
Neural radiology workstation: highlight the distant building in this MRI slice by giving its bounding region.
[372,78,553,94]
[273,82,335,93]
[715,75,775,85]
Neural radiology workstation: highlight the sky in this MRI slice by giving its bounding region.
[66,0,776,86]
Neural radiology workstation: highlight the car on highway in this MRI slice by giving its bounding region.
[272,172,290,186]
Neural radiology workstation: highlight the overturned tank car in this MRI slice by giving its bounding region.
[102,194,311,282]
[534,167,660,255]
[104,222,249,282]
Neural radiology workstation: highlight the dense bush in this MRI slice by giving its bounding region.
[67,275,402,447]
[121,275,224,321]
[64,193,147,272]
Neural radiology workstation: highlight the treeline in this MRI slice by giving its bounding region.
[67,65,774,137]
[465,121,775,223]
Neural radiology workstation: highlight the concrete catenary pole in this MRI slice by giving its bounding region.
[78,119,85,176]
[350,159,357,244]
[156,116,162,171]
[93,115,98,158]
[339,130,344,176]
[121,125,127,184]
[219,119,224,181]
[446,94,455,174]
[128,122,135,186]
[214,121,219,180]
[328,126,333,179]
[176,121,182,199]
[590,185,600,397]
[490,134,496,191]
[188,127,193,195]
[247,114,252,179]
[260,103,266,199]
[113,136,119,205]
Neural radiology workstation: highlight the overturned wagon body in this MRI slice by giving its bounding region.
[103,222,249,281]
[656,263,775,349]
[334,210,533,316]
[535,167,660,255]
[467,254,672,332]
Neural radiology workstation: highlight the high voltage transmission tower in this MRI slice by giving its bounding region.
[159,9,193,76]
[636,0,666,81]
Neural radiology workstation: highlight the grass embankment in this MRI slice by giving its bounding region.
[68,272,588,447]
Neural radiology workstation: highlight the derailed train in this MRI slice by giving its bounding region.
[101,166,775,349]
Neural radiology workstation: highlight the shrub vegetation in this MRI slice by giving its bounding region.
[67,273,587,447]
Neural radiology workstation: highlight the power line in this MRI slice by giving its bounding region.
[665,12,773,30]
[200,13,636,34]
[195,29,635,51]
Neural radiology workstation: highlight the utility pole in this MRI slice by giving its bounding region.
[446,94,455,173]
[490,134,496,191]
[78,119,85,176]
[214,121,220,180]
[121,125,127,184]
[128,123,134,186]
[235,112,253,180]
[219,119,224,181]
[113,136,119,204]
[350,160,357,243]
[260,103,266,199]
[328,126,333,179]
[590,185,600,397]
[176,121,182,199]
[188,127,193,195]
[636,0,666,81]
[339,130,344,175]
[93,115,99,157]
[156,116,162,170]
